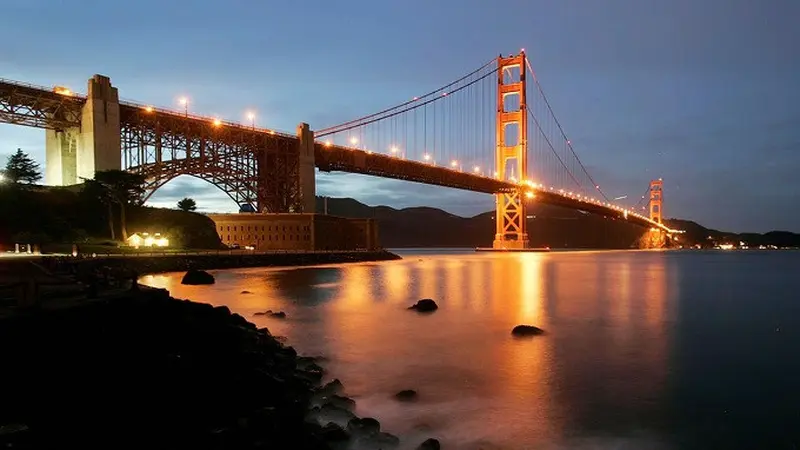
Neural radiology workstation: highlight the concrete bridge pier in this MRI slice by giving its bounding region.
[46,75,121,185]
[297,122,315,213]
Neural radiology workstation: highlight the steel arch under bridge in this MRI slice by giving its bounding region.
[119,104,303,212]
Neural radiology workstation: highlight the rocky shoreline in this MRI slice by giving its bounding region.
[0,285,437,449]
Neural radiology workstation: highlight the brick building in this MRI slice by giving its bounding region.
[206,213,379,251]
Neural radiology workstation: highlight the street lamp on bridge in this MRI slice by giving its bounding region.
[246,111,256,129]
[178,97,189,116]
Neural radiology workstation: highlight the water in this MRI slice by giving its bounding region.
[141,249,800,449]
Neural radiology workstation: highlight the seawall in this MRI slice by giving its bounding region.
[68,250,402,275]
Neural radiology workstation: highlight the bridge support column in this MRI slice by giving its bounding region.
[297,123,315,213]
[45,75,120,185]
[649,178,663,224]
[493,51,529,249]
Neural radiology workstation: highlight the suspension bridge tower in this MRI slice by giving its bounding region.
[649,178,663,224]
[493,51,529,249]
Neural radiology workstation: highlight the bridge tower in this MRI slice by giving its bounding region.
[493,51,529,249]
[649,178,663,223]
[45,75,121,185]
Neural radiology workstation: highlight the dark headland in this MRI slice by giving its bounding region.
[0,285,419,449]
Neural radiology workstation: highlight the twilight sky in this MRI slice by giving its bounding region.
[1,0,798,232]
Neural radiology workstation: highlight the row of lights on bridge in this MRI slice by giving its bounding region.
[50,86,664,231]
[322,135,662,227]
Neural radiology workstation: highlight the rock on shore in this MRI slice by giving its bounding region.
[0,289,363,449]
[181,269,215,285]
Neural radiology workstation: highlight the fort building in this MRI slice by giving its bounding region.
[205,213,379,251]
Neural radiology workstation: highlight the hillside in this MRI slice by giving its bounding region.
[316,197,646,248]
[0,184,223,250]
[316,197,800,249]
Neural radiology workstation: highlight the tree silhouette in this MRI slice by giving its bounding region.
[177,197,197,212]
[90,170,146,241]
[3,149,42,184]
[82,178,117,240]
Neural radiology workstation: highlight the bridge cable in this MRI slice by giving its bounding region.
[316,58,497,135]
[316,67,496,138]
[524,57,610,202]
[527,107,584,189]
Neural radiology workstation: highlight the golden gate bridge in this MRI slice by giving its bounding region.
[0,49,677,249]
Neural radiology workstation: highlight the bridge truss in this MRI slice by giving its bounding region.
[119,105,301,212]
[0,78,82,130]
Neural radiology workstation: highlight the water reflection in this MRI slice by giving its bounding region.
[142,250,680,449]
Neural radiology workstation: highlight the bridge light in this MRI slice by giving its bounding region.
[493,171,499,177]
[144,106,154,113]
[473,166,480,173]
[390,146,399,154]
[269,130,275,135]
[324,140,332,147]
[525,191,535,199]
[349,136,358,145]
[423,153,431,161]
[54,86,72,96]
[450,160,458,168]
[178,97,189,116]
[212,118,222,127]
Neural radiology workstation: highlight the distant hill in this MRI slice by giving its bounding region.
[316,197,645,248]
[316,197,800,249]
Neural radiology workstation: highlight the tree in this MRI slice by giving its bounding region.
[3,149,42,184]
[177,197,197,212]
[90,170,146,241]
[82,178,117,240]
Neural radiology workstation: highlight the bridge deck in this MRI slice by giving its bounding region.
[315,143,673,233]
[0,77,674,233]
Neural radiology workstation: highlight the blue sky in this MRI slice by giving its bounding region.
[1,0,798,232]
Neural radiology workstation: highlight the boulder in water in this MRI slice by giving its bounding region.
[409,299,438,313]
[511,325,545,337]
[180,269,214,285]
[253,310,286,319]
[417,438,441,450]
[394,389,418,401]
